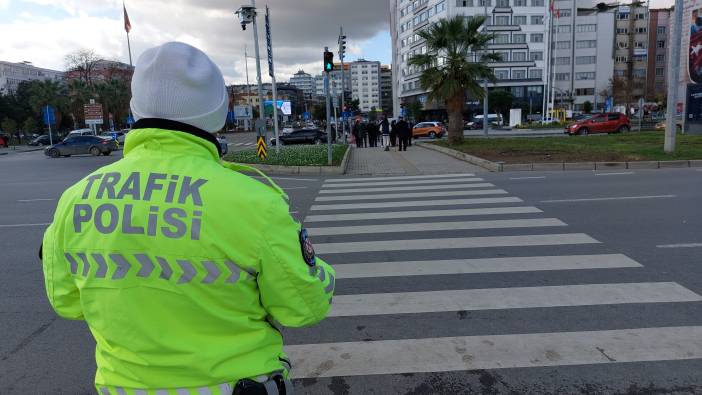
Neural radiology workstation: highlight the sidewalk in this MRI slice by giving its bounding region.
[345,144,483,176]
[0,146,44,155]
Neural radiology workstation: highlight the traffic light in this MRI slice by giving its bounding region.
[338,35,347,61]
[324,51,334,73]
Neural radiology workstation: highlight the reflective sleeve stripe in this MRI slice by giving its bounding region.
[99,388,110,395]
[134,390,147,395]
[65,253,79,275]
[325,273,335,294]
[263,380,279,395]
[176,389,189,395]
[317,266,326,283]
[218,383,233,394]
[197,387,213,395]
[115,388,127,395]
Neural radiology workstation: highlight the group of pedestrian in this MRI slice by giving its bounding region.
[351,115,413,152]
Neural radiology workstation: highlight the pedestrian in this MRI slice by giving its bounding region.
[380,116,390,151]
[40,42,335,395]
[359,121,368,148]
[390,119,397,147]
[367,121,376,147]
[396,116,410,151]
[352,120,361,147]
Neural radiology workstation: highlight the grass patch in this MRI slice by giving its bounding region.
[434,132,702,163]
[224,144,348,166]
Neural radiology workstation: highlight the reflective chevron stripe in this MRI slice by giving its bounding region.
[109,254,131,280]
[65,253,78,275]
[157,256,173,280]
[134,254,155,277]
[202,261,221,284]
[77,252,90,276]
[92,253,108,278]
[176,260,196,284]
[100,383,234,395]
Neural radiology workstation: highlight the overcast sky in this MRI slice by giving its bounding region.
[0,0,674,84]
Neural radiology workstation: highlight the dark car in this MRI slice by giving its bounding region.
[28,135,61,146]
[271,129,328,146]
[217,135,228,156]
[565,112,630,136]
[44,136,118,158]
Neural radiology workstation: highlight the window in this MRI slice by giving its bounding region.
[656,54,665,62]
[527,86,543,95]
[635,27,647,34]
[655,67,664,76]
[478,0,491,5]
[554,25,570,33]
[575,88,595,96]
[456,0,474,6]
[512,86,525,97]
[576,24,596,33]
[634,41,646,48]
[559,9,571,17]
[615,56,628,63]
[633,54,646,62]
[512,70,526,79]
[495,16,510,25]
[575,72,595,80]
[616,27,629,34]
[435,0,446,13]
[513,15,527,25]
[618,41,629,49]
[514,0,526,5]
[657,26,666,34]
[494,34,510,44]
[513,52,527,61]
[496,0,509,6]
[553,41,570,49]
[657,40,665,48]
[633,68,646,77]
[530,51,543,61]
[556,56,570,65]
[513,34,526,43]
[495,70,509,79]
[529,68,543,79]
[617,12,629,20]
[576,40,597,49]
[530,33,544,43]
[608,114,621,121]
[635,13,645,20]
[531,15,543,25]
[555,72,570,81]
[576,56,596,65]
[495,51,509,61]
[531,0,544,5]
[615,69,626,77]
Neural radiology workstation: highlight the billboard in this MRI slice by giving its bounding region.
[690,5,702,83]
[233,105,253,120]
[264,100,292,116]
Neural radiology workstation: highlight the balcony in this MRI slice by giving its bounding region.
[413,0,429,13]
[485,25,520,32]
[489,60,537,68]
[493,7,513,13]
[488,43,529,50]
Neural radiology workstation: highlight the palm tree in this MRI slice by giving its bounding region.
[27,80,69,131]
[409,15,498,145]
[67,79,94,128]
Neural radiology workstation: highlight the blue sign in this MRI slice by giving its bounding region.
[400,107,407,117]
[126,113,135,126]
[227,110,236,123]
[342,111,351,120]
[604,97,613,112]
[42,105,56,126]
[303,112,311,120]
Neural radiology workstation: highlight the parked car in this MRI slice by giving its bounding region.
[565,112,630,136]
[217,135,228,156]
[412,122,446,138]
[44,135,117,158]
[28,134,61,146]
[655,120,683,132]
[0,133,8,148]
[270,129,328,146]
[99,131,126,144]
[66,128,95,139]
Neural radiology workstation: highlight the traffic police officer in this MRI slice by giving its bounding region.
[41,42,335,394]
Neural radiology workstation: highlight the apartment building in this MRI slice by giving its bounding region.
[0,61,63,95]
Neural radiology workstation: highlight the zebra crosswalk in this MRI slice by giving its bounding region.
[286,173,702,392]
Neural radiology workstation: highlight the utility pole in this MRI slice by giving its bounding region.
[339,27,348,143]
[244,46,253,131]
[236,1,266,138]
[665,0,683,153]
[324,47,333,165]
[483,0,489,136]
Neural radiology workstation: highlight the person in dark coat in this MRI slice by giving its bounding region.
[380,117,390,151]
[352,120,361,148]
[395,117,410,151]
[390,119,397,147]
[366,122,377,147]
[359,122,368,148]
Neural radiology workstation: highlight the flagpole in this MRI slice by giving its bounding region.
[542,3,551,124]
[124,1,132,67]
[550,10,558,120]
[126,31,133,67]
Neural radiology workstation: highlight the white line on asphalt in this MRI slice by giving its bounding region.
[315,189,509,202]
[697,169,702,172]
[324,173,475,183]
[595,172,635,176]
[322,177,484,188]
[310,197,523,211]
[656,243,702,249]
[286,326,702,378]
[308,218,566,237]
[333,254,641,279]
[283,187,308,190]
[235,143,245,146]
[289,211,299,214]
[327,282,700,317]
[304,206,542,222]
[319,183,496,194]
[315,233,598,254]
[17,198,56,202]
[509,176,546,180]
[540,195,676,203]
[0,223,50,228]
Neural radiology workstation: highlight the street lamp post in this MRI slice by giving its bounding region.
[236,1,265,137]
[482,0,489,137]
[665,0,683,153]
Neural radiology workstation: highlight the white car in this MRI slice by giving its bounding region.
[66,128,95,139]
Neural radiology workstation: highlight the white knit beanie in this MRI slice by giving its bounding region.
[130,42,228,133]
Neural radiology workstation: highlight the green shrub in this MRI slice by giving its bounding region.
[224,144,348,166]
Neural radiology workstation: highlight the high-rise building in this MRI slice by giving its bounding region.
[611,4,650,107]
[349,59,381,112]
[0,61,64,95]
[313,64,351,98]
[289,70,314,98]
[380,65,394,116]
[646,8,671,102]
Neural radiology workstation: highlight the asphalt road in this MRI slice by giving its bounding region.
[1,149,701,394]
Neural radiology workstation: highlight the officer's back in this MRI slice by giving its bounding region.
[41,42,335,395]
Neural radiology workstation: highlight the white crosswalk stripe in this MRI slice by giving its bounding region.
[290,173,702,386]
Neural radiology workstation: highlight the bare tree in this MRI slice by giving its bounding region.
[65,49,102,85]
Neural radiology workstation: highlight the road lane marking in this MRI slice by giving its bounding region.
[315,233,598,254]
[17,198,56,202]
[310,197,523,211]
[235,143,245,146]
[286,326,702,378]
[305,206,542,222]
[308,218,566,236]
[327,282,700,317]
[510,176,546,180]
[324,173,475,183]
[0,223,50,228]
[333,254,641,279]
[595,172,635,176]
[283,187,308,190]
[541,195,676,203]
[315,189,508,202]
[657,243,702,249]
[322,177,484,188]
[319,183,496,194]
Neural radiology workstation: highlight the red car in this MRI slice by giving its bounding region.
[565,113,630,136]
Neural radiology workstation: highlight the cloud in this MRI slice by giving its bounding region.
[2,0,389,84]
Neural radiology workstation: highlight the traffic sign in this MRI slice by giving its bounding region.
[256,136,267,160]
[42,105,56,126]
[84,103,104,125]
[265,7,274,78]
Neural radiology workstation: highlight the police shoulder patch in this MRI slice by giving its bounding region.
[299,228,316,267]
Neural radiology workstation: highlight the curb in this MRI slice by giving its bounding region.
[419,143,702,173]
[237,145,351,176]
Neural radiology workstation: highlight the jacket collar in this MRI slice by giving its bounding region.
[130,118,222,158]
